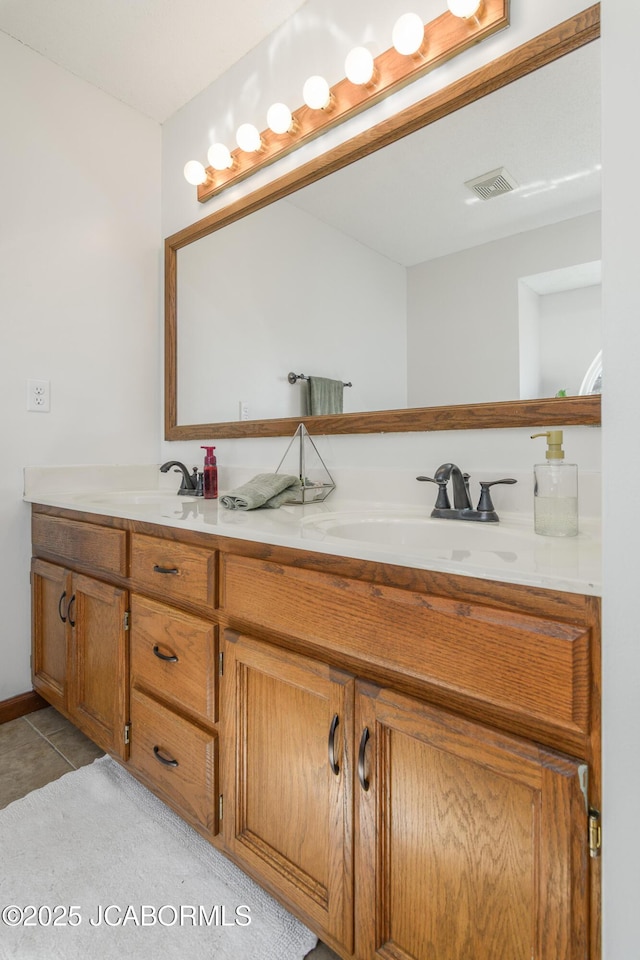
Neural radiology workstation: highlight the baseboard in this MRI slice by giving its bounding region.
[0,690,48,725]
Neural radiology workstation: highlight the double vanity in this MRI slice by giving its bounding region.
[27,467,601,960]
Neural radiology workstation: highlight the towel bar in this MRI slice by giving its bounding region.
[288,372,352,387]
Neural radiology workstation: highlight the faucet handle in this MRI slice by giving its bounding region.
[417,475,451,510]
[477,478,517,514]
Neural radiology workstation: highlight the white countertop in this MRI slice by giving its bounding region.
[24,465,601,596]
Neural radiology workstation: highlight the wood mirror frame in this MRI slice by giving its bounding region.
[165,5,600,441]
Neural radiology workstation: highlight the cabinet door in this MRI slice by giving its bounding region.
[31,559,71,714]
[222,631,354,953]
[70,573,129,759]
[356,683,590,960]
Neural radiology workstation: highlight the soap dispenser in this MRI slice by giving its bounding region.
[200,446,218,500]
[530,430,578,537]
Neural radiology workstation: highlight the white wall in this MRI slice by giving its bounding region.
[406,212,601,406]
[178,197,406,423]
[601,2,640,954]
[536,283,601,398]
[0,34,161,701]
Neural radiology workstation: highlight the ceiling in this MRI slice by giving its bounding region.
[0,0,308,122]
[287,39,601,266]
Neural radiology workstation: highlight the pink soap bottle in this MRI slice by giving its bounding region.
[200,446,218,500]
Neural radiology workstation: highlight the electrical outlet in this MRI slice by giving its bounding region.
[239,400,249,421]
[27,379,50,412]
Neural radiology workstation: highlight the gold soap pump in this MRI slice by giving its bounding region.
[530,430,578,537]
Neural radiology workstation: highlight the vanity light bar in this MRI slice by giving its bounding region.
[192,0,509,204]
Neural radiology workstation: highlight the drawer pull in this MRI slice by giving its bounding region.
[153,564,179,575]
[58,591,67,623]
[152,645,179,663]
[358,727,370,791]
[328,713,340,775]
[153,745,179,768]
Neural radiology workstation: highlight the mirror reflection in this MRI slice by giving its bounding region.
[176,39,600,427]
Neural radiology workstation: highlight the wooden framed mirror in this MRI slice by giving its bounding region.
[165,5,600,441]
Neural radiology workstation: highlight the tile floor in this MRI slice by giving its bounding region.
[0,706,340,960]
[0,706,104,809]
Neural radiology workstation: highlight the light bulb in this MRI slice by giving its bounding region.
[207,143,233,170]
[447,0,481,17]
[303,75,331,110]
[236,123,262,153]
[392,13,425,56]
[267,102,293,135]
[345,47,375,85]
[183,160,207,186]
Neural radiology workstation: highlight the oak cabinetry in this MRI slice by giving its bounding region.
[67,571,128,758]
[31,558,68,715]
[221,627,592,959]
[220,554,598,960]
[355,683,589,960]
[129,687,218,835]
[222,632,354,951]
[127,535,219,838]
[31,560,129,758]
[129,532,216,613]
[130,594,218,725]
[31,504,600,959]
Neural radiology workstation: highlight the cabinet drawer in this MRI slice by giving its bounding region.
[32,514,127,577]
[131,594,217,723]
[129,688,217,835]
[222,555,591,744]
[130,533,216,609]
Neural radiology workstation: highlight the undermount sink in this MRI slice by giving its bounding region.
[301,508,535,556]
[72,490,198,506]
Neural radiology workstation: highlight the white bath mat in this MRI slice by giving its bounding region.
[0,755,318,960]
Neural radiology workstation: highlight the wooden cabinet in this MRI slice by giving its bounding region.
[128,593,219,836]
[31,557,129,758]
[221,631,592,960]
[129,532,216,613]
[31,558,69,715]
[127,535,219,836]
[129,687,218,835]
[30,504,600,959]
[355,683,589,960]
[129,594,218,725]
[220,554,599,959]
[222,632,354,951]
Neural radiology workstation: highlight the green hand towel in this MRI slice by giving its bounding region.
[220,473,301,510]
[307,376,344,416]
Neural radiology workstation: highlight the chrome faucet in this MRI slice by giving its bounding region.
[159,460,200,495]
[417,463,516,522]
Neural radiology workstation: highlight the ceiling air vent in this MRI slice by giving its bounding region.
[464,166,518,201]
